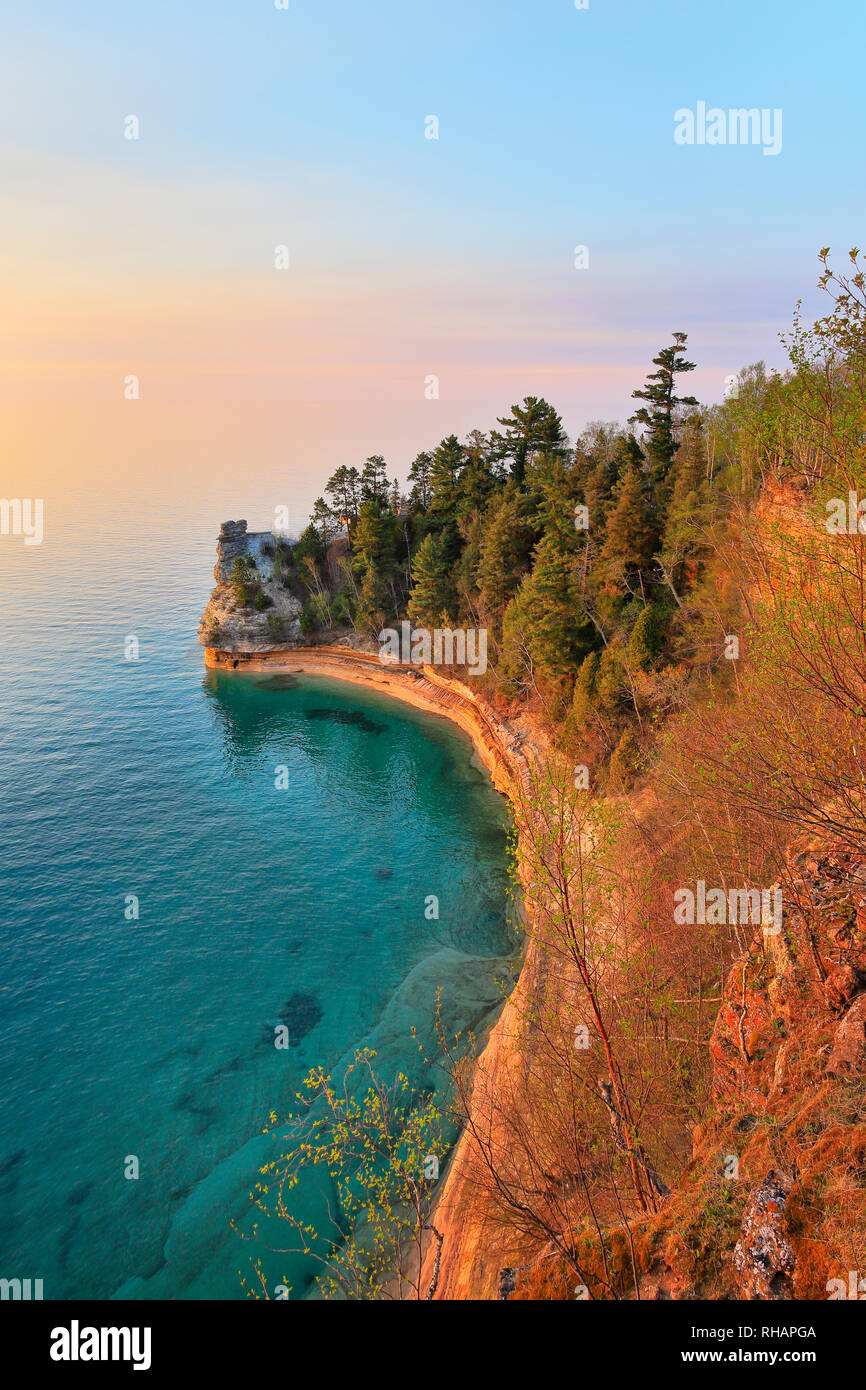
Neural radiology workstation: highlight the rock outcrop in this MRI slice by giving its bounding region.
[213,519,253,584]
[198,521,303,654]
[733,1170,795,1299]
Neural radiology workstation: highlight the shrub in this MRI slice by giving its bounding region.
[231,555,258,606]
[300,597,317,634]
[331,591,353,625]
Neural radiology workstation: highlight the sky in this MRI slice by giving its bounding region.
[1,0,864,527]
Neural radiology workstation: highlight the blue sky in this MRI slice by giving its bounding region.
[2,0,864,514]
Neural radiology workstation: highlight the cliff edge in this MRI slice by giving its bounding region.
[198,521,304,653]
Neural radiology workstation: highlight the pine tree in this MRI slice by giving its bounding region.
[407,452,433,510]
[476,482,538,632]
[294,523,326,570]
[627,603,666,670]
[408,533,455,626]
[608,726,641,789]
[310,497,340,546]
[502,532,594,685]
[355,565,387,639]
[629,333,698,482]
[491,397,568,486]
[325,466,361,527]
[353,498,398,575]
[360,455,390,505]
[659,415,713,602]
[428,436,465,515]
[530,452,582,547]
[599,463,659,601]
[571,649,601,724]
[455,431,496,520]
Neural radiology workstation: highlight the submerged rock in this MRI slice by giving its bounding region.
[256,675,300,691]
[304,708,385,735]
[279,991,324,1046]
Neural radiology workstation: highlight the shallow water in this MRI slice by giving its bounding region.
[0,492,514,1299]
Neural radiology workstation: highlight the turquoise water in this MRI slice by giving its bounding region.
[0,491,514,1299]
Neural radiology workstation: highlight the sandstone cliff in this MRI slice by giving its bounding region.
[198,521,303,653]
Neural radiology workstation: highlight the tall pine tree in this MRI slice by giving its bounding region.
[629,333,698,485]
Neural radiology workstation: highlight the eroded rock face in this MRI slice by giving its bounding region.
[198,521,303,653]
[214,520,251,583]
[710,841,866,1106]
[827,993,866,1074]
[733,1170,795,1299]
[693,836,866,1298]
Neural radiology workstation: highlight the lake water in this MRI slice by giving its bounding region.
[0,490,515,1299]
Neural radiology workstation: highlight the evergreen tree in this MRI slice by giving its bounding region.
[599,463,659,602]
[408,533,455,626]
[325,466,361,527]
[659,415,713,601]
[571,649,601,724]
[294,523,327,570]
[491,397,568,486]
[310,497,340,547]
[530,452,582,547]
[627,602,666,670]
[355,565,387,639]
[463,429,492,468]
[360,455,390,506]
[476,482,539,631]
[629,333,698,482]
[608,726,641,789]
[353,498,398,575]
[581,432,639,534]
[456,456,496,521]
[407,452,433,510]
[455,431,497,522]
[428,436,465,515]
[502,532,594,685]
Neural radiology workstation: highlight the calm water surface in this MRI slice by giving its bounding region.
[0,490,514,1298]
